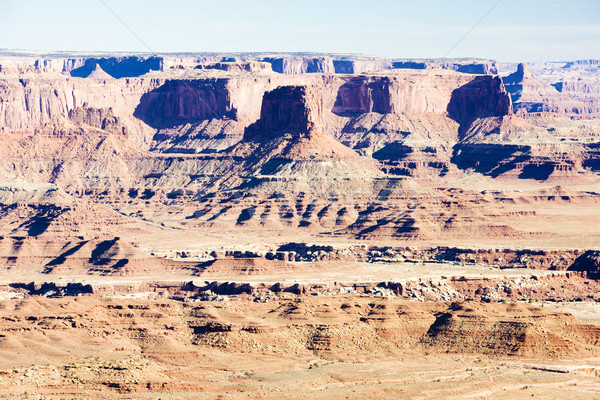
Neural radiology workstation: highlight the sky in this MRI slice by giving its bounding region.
[0,0,599,62]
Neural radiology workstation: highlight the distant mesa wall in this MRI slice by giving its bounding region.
[261,56,335,74]
[195,61,272,73]
[502,63,595,118]
[562,59,600,69]
[29,53,502,78]
[34,56,163,78]
[189,56,499,75]
[553,81,600,95]
[333,59,393,74]
[68,56,163,78]
[393,59,499,75]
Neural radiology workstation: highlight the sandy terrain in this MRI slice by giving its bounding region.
[0,296,598,399]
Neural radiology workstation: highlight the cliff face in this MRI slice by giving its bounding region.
[332,77,392,114]
[227,84,380,179]
[0,71,159,145]
[34,56,163,78]
[134,79,233,128]
[261,56,335,75]
[244,85,324,140]
[503,63,590,117]
[0,75,71,131]
[68,105,128,136]
[447,75,512,136]
[1,59,597,189]
[333,59,393,74]
[332,73,481,116]
[195,61,272,73]
[135,75,290,152]
[393,59,499,75]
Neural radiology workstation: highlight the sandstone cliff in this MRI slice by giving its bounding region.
[333,58,392,74]
[34,55,163,78]
[261,56,335,74]
[447,75,513,136]
[393,59,499,75]
[0,53,599,246]
[0,69,159,145]
[244,85,324,140]
[503,63,589,117]
[85,64,114,80]
[231,85,380,178]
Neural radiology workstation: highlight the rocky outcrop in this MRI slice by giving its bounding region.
[447,75,512,136]
[232,85,380,178]
[569,250,600,278]
[422,302,600,357]
[244,85,324,140]
[67,105,128,136]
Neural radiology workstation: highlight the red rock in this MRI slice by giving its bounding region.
[244,85,324,140]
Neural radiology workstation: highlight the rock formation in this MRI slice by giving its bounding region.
[231,85,380,178]
[422,302,600,357]
[333,58,393,74]
[0,51,599,245]
[195,61,272,73]
[85,63,114,80]
[0,50,600,400]
[261,56,335,74]
[244,85,324,140]
[447,75,513,135]
[67,104,128,135]
[503,63,589,117]
[393,58,499,75]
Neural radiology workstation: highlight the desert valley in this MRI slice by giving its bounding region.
[0,49,598,398]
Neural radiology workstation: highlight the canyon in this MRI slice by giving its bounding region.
[0,50,599,398]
